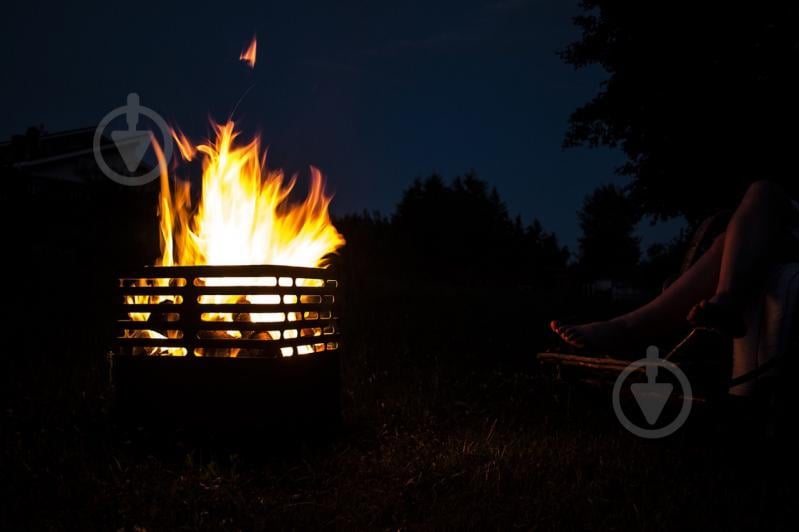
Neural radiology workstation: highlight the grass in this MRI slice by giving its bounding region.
[3,276,797,530]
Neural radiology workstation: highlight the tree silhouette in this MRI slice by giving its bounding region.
[562,1,799,223]
[392,173,570,281]
[394,173,516,276]
[521,218,571,278]
[336,173,569,284]
[577,184,640,279]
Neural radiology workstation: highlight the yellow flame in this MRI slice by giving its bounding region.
[170,127,196,162]
[126,122,345,356]
[164,122,343,268]
[240,36,257,68]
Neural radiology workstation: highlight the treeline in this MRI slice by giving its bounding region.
[335,173,569,288]
[335,173,687,296]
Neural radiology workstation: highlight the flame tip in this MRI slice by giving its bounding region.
[240,35,257,68]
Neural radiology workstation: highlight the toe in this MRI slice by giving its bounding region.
[564,329,585,347]
[567,333,585,348]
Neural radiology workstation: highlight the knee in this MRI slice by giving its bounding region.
[742,179,787,209]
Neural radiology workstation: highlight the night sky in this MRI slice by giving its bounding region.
[2,0,682,250]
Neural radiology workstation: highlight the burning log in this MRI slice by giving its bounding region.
[147,299,180,335]
[237,331,275,358]
[196,329,245,357]
[232,297,276,357]
[232,295,252,324]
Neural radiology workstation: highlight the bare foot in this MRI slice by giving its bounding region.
[549,319,629,350]
[686,292,746,338]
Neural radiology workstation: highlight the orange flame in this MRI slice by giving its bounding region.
[127,122,345,356]
[240,36,257,68]
[170,127,196,161]
[161,121,343,269]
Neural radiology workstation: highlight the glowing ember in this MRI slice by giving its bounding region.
[239,35,257,68]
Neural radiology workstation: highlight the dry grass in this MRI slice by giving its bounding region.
[2,280,796,530]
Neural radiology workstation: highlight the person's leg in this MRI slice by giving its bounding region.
[687,180,795,335]
[553,180,795,348]
[713,181,791,305]
[551,233,724,349]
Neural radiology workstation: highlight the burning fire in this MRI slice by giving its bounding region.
[125,37,344,357]
[126,121,344,356]
[158,122,343,271]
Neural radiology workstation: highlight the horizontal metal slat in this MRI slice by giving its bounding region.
[118,303,334,313]
[119,264,337,280]
[118,285,336,296]
[115,334,340,349]
[116,317,337,331]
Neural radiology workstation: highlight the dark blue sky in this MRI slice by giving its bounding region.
[2,0,682,250]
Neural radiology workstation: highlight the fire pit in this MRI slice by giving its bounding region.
[110,264,341,431]
[105,39,347,433]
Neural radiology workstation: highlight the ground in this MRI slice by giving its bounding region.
[2,279,796,530]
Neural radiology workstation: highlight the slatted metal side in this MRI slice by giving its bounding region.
[115,264,339,358]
